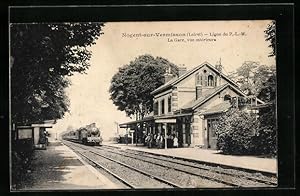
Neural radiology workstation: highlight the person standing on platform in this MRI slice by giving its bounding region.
[145,133,150,146]
[173,135,178,148]
[159,135,164,149]
[125,134,128,145]
[152,133,157,148]
[156,133,160,148]
[148,133,153,148]
[143,133,147,146]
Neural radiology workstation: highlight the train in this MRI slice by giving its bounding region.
[62,123,103,146]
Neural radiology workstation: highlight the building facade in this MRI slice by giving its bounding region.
[120,62,263,149]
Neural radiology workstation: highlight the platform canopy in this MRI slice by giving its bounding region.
[119,116,154,128]
[155,119,176,123]
[119,112,193,128]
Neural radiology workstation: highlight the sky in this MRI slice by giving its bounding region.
[51,20,275,140]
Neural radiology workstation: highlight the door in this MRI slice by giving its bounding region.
[207,119,218,149]
[39,127,46,144]
[176,119,183,147]
[185,123,191,146]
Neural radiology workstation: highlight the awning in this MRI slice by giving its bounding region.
[155,112,192,119]
[31,124,53,128]
[119,116,154,128]
[155,119,176,123]
[119,112,192,127]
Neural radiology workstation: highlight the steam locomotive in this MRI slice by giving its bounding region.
[62,123,103,146]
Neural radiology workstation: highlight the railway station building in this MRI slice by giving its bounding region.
[119,62,263,149]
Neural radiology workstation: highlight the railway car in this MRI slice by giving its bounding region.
[62,123,103,146]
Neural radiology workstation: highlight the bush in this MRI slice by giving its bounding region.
[215,109,259,155]
[215,105,277,156]
[252,104,277,156]
[11,140,34,190]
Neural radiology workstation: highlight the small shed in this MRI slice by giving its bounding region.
[31,123,53,149]
[15,120,54,150]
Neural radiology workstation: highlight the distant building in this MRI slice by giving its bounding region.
[120,62,263,149]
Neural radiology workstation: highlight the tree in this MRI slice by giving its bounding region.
[109,54,178,120]
[252,103,277,156]
[234,61,259,95]
[257,70,276,103]
[255,67,277,156]
[251,21,277,156]
[11,23,104,124]
[219,62,277,156]
[264,21,276,57]
[230,61,276,99]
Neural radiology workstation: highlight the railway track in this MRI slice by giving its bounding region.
[63,141,178,189]
[64,141,277,188]
[98,145,277,186]
[95,146,276,187]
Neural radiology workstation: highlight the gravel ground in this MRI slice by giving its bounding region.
[147,151,276,183]
[68,144,173,189]
[92,148,229,188]
[122,149,277,186]
[99,148,272,187]
[66,141,276,189]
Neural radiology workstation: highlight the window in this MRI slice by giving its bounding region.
[161,99,165,115]
[196,73,204,86]
[168,96,172,113]
[208,75,214,86]
[214,76,217,86]
[196,73,199,85]
[224,94,231,101]
[154,101,158,115]
[200,75,203,85]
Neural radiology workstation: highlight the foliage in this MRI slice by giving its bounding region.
[109,54,178,120]
[11,135,34,189]
[252,104,277,155]
[231,61,276,99]
[256,83,277,156]
[257,71,276,103]
[216,105,277,156]
[10,23,104,124]
[264,21,276,57]
[215,108,260,155]
[236,61,259,95]
[216,21,277,156]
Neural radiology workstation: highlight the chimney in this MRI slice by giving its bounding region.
[164,65,174,83]
[196,84,202,99]
[164,72,174,83]
[178,65,187,77]
[215,58,222,73]
[215,64,222,73]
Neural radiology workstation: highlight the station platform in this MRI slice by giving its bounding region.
[103,142,277,175]
[18,140,120,190]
